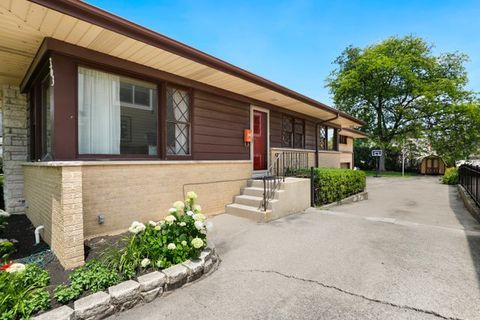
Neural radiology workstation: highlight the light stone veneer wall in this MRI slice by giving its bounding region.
[23,160,251,267]
[2,85,29,214]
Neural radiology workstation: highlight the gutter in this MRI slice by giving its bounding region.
[28,0,364,126]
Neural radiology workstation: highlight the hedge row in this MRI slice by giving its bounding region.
[296,168,366,205]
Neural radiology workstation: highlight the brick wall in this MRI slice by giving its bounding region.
[2,85,28,214]
[24,164,84,269]
[318,151,341,168]
[23,160,251,267]
[81,161,251,238]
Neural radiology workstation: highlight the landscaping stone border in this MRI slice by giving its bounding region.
[319,191,369,209]
[33,247,219,320]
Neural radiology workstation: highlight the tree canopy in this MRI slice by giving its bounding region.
[326,35,479,163]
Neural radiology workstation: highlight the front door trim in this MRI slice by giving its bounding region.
[250,105,270,176]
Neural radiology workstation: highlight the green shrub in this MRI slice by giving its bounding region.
[0,240,15,263]
[54,260,120,304]
[104,192,208,279]
[442,167,459,185]
[299,168,366,205]
[0,264,51,319]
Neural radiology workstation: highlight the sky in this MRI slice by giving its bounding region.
[86,0,480,106]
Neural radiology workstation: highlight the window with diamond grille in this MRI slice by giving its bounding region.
[293,119,304,148]
[167,87,190,155]
[318,126,327,150]
[282,116,293,148]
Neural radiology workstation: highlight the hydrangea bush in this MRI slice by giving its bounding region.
[105,191,211,279]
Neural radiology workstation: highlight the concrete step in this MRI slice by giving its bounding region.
[247,179,284,188]
[241,187,284,198]
[225,203,270,222]
[234,194,263,207]
[234,194,279,209]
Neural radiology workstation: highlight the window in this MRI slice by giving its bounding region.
[41,75,53,159]
[120,81,153,111]
[282,116,305,149]
[327,127,338,151]
[166,87,191,155]
[339,135,348,144]
[293,119,304,148]
[318,126,327,150]
[78,67,157,155]
[282,116,293,148]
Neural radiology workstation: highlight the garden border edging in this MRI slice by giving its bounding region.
[32,246,219,320]
[318,191,368,209]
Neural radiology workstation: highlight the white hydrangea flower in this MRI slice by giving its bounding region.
[0,210,10,217]
[173,201,185,212]
[154,225,161,231]
[128,221,146,234]
[186,191,198,200]
[200,229,207,235]
[148,221,157,227]
[191,237,204,249]
[179,222,186,227]
[167,243,176,250]
[193,213,206,221]
[186,211,194,216]
[194,221,204,230]
[6,263,25,273]
[181,240,187,246]
[193,205,202,213]
[164,215,176,224]
[168,208,177,214]
[159,220,165,226]
[140,258,151,268]
[205,221,214,232]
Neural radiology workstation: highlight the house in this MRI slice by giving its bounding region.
[0,0,366,268]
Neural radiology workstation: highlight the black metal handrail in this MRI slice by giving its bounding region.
[259,150,311,211]
[459,164,480,208]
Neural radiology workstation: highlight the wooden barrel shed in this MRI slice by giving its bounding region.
[419,155,446,175]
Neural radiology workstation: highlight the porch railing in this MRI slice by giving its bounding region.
[259,150,312,211]
[459,164,480,208]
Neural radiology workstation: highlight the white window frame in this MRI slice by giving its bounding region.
[120,81,154,111]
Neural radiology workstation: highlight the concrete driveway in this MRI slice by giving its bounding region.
[110,176,480,320]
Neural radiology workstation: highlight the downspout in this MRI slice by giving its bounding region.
[315,112,340,167]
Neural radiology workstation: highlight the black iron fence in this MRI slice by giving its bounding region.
[459,164,480,208]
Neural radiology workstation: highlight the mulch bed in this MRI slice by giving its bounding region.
[4,214,127,288]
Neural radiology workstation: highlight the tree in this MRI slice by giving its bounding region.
[426,101,480,165]
[326,35,473,168]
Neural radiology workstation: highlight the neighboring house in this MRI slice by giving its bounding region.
[0,0,366,268]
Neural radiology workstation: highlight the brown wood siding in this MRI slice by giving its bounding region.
[192,91,250,160]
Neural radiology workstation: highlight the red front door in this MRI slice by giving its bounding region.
[253,110,267,171]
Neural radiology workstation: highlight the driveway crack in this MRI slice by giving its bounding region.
[237,269,463,320]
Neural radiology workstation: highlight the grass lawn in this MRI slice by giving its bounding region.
[364,170,418,177]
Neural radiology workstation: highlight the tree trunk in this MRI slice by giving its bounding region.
[379,152,386,171]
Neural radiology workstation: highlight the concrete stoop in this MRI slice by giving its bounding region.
[225,177,311,222]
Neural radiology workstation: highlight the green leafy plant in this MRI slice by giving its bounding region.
[104,192,208,279]
[0,240,15,263]
[297,168,366,205]
[0,264,51,319]
[442,167,459,185]
[54,260,120,304]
